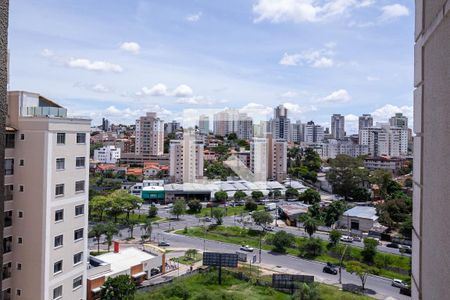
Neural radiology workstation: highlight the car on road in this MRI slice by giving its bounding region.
[340,235,353,243]
[399,245,412,254]
[352,236,362,242]
[203,217,212,222]
[264,226,274,231]
[386,243,400,249]
[158,241,170,247]
[323,263,338,275]
[392,279,408,288]
[240,245,254,252]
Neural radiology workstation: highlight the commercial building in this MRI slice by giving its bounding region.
[198,115,209,135]
[331,114,345,139]
[412,3,450,299]
[135,112,164,158]
[358,114,373,132]
[169,130,204,183]
[339,206,379,233]
[3,91,90,300]
[93,145,121,164]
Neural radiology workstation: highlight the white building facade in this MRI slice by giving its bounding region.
[93,145,121,164]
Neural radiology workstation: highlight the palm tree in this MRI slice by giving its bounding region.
[140,218,153,242]
[302,215,319,238]
[127,219,139,239]
[90,223,106,253]
[104,223,119,252]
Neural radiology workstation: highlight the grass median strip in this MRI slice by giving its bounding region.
[176,225,411,281]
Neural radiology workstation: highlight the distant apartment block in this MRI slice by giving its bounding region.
[290,121,303,144]
[213,109,253,139]
[250,134,287,182]
[389,112,408,129]
[169,130,204,183]
[198,115,209,135]
[3,91,90,300]
[93,145,121,164]
[304,121,324,144]
[135,112,164,157]
[359,124,408,157]
[164,120,181,137]
[331,114,345,139]
[313,139,369,159]
[269,105,291,142]
[358,114,373,132]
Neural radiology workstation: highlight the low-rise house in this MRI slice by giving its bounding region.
[278,203,309,226]
[339,206,380,233]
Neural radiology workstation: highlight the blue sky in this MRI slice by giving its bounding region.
[8,0,413,133]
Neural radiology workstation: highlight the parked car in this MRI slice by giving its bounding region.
[323,263,338,275]
[240,245,254,252]
[386,243,400,249]
[392,279,408,289]
[264,226,274,231]
[203,217,212,222]
[340,235,353,243]
[352,236,362,242]
[150,268,160,276]
[158,241,170,247]
[400,245,412,254]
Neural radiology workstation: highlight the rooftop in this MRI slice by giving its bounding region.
[343,206,378,221]
[94,247,157,276]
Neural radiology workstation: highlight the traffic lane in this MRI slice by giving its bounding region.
[157,232,409,300]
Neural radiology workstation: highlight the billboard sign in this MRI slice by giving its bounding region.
[203,252,238,268]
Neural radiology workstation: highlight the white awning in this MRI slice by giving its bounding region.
[91,287,102,294]
[132,271,147,279]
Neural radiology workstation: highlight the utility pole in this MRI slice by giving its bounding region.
[0,0,9,292]
[339,244,349,284]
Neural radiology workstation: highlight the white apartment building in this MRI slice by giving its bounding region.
[359,125,408,157]
[250,137,268,182]
[304,121,324,144]
[169,130,204,183]
[331,114,345,139]
[269,105,291,142]
[3,91,90,300]
[358,114,373,132]
[93,145,121,164]
[135,112,164,157]
[198,115,209,135]
[237,115,253,140]
[290,121,303,144]
[250,135,287,182]
[389,113,408,129]
[213,109,240,137]
[314,139,369,159]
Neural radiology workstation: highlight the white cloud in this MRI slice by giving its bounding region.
[173,84,194,97]
[345,113,359,122]
[367,76,380,81]
[136,83,168,97]
[253,0,373,23]
[280,49,334,68]
[344,113,360,134]
[120,42,141,55]
[186,12,202,22]
[66,58,123,73]
[41,48,54,58]
[320,89,351,103]
[176,96,228,105]
[380,4,409,20]
[280,91,298,98]
[283,102,317,115]
[371,104,413,124]
[75,82,111,93]
[239,103,273,117]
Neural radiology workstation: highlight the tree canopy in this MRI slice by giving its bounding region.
[100,275,136,300]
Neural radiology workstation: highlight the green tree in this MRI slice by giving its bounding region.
[104,223,119,252]
[234,190,247,202]
[298,189,321,205]
[187,199,202,213]
[399,215,412,239]
[185,249,198,260]
[285,187,299,200]
[100,275,136,300]
[273,190,282,199]
[272,230,294,253]
[251,190,264,201]
[172,200,187,220]
[346,261,372,291]
[323,201,346,227]
[214,190,228,203]
[361,238,378,264]
[328,230,342,248]
[89,223,106,254]
[141,218,153,241]
[126,219,139,239]
[245,199,258,212]
[299,238,323,258]
[148,204,158,218]
[292,283,320,300]
[110,190,143,222]
[302,215,319,238]
[252,210,273,229]
[90,195,110,221]
[212,208,225,225]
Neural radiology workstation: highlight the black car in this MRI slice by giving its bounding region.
[386,243,400,248]
[323,265,338,275]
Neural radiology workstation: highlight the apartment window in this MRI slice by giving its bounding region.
[76,133,86,144]
[5,159,14,175]
[53,260,63,274]
[56,158,65,170]
[2,262,11,279]
[56,133,65,144]
[74,228,84,241]
[55,209,64,222]
[73,275,83,289]
[75,205,84,216]
[5,134,15,148]
[4,211,12,228]
[20,134,25,140]
[55,184,64,197]
[16,290,21,296]
[17,263,22,271]
[53,286,62,300]
[75,157,85,168]
[3,236,12,254]
[75,180,85,193]
[19,185,24,192]
[4,185,13,201]
[18,211,23,218]
[73,252,83,265]
[17,237,23,244]
[19,159,24,166]
[54,235,63,248]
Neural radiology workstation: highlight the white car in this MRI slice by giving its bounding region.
[340,235,353,243]
[352,236,362,242]
[392,279,407,288]
[240,245,254,252]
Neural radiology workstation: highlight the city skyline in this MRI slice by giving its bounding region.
[8,0,413,133]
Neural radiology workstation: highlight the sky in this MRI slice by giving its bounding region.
[8,0,414,134]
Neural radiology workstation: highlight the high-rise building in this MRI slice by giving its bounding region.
[250,137,268,182]
[237,114,253,140]
[135,112,164,157]
[213,109,240,137]
[359,125,408,157]
[101,117,110,132]
[290,121,303,144]
[198,115,209,135]
[164,120,181,137]
[331,114,345,139]
[412,3,450,299]
[250,134,287,182]
[270,105,291,141]
[389,113,408,129]
[304,121,324,143]
[94,145,121,164]
[169,129,204,183]
[358,114,373,132]
[4,91,90,300]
